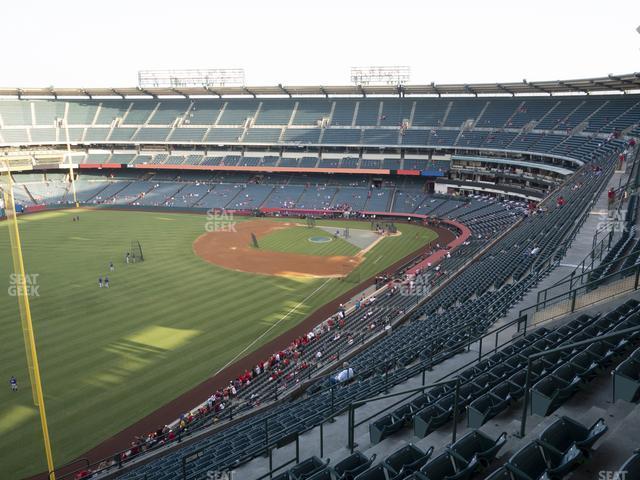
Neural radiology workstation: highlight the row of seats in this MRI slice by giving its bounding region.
[275,429,505,480]
[1,96,638,133]
[278,413,608,480]
[11,171,524,222]
[531,305,640,416]
[488,416,607,480]
[0,126,630,166]
[367,297,640,445]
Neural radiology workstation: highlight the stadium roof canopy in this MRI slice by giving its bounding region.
[1,73,639,99]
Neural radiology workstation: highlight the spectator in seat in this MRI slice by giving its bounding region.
[331,362,355,384]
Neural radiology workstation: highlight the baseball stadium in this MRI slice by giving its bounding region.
[2,5,640,480]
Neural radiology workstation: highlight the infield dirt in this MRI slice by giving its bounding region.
[192,219,383,277]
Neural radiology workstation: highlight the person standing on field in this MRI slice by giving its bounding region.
[9,376,17,392]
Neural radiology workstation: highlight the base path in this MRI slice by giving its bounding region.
[193,219,363,277]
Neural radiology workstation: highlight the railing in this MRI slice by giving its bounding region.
[48,458,90,480]
[556,143,640,283]
[517,324,640,438]
[63,265,440,480]
[346,377,462,453]
[256,432,301,480]
[88,214,587,479]
[182,432,301,480]
[519,252,640,325]
[56,404,240,480]
[341,312,536,454]
[565,207,623,281]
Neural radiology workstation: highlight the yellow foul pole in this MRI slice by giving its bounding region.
[1,168,57,479]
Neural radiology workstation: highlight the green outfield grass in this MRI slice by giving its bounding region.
[256,225,361,256]
[0,209,437,479]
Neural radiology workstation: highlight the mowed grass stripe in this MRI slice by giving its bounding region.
[0,210,434,479]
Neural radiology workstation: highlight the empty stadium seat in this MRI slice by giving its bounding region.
[448,430,507,468]
[530,374,581,416]
[383,444,434,477]
[415,451,479,480]
[505,441,584,479]
[333,451,376,479]
[467,393,510,428]
[370,414,405,444]
[290,456,329,480]
[353,464,388,480]
[413,403,452,439]
[482,466,512,480]
[538,416,608,456]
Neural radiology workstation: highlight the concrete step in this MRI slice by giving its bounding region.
[572,402,640,480]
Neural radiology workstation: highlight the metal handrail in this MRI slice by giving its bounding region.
[434,316,531,383]
[56,403,240,480]
[520,261,640,321]
[48,459,90,480]
[346,376,462,453]
[554,146,640,284]
[340,310,543,451]
[526,245,640,310]
[351,378,460,426]
[518,324,640,437]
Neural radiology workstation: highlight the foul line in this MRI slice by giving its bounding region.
[213,278,333,376]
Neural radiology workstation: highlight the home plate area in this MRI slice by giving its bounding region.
[316,226,382,250]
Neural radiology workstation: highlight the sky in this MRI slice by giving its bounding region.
[1,0,639,88]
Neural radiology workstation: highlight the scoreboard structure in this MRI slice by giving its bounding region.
[137,68,246,88]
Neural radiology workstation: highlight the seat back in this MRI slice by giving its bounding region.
[384,444,425,474]
[419,452,457,478]
[334,451,372,477]
[353,464,388,480]
[507,442,547,479]
[539,417,575,453]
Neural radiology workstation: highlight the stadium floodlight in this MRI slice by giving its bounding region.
[138,69,245,88]
[350,66,410,86]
